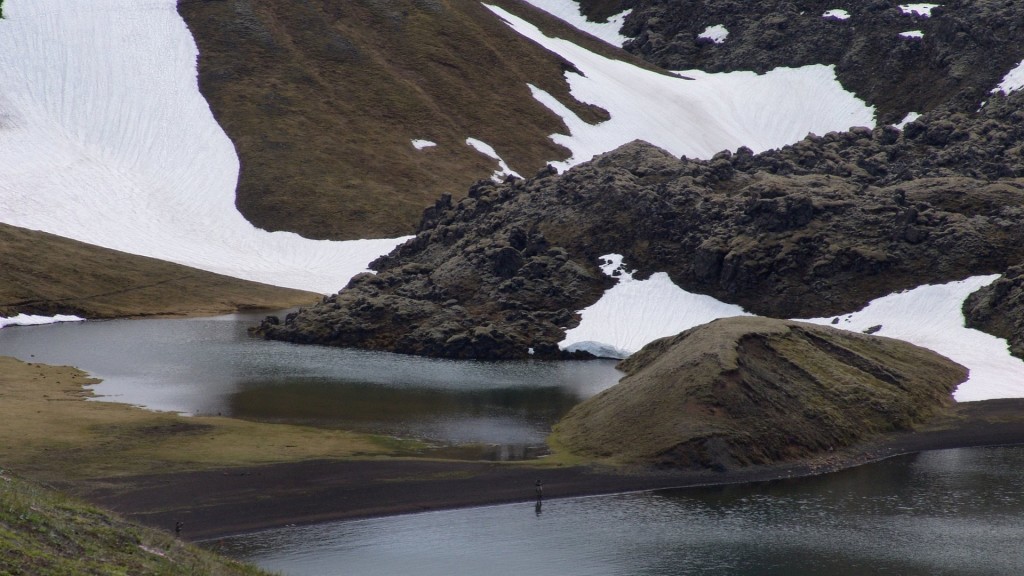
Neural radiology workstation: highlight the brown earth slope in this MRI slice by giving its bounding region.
[0,224,317,319]
[178,0,650,240]
[551,316,968,470]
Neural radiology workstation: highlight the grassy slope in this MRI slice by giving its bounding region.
[551,317,968,468]
[179,0,662,240]
[0,470,271,576]
[0,223,319,319]
[0,356,421,482]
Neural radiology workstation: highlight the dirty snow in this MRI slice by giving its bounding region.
[899,30,924,39]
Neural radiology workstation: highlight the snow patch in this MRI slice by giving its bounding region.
[895,111,921,129]
[994,60,1024,94]
[899,30,924,39]
[0,314,85,329]
[560,254,751,358]
[899,3,939,17]
[465,138,521,182]
[518,0,631,47]
[562,263,1020,401]
[485,5,875,172]
[822,9,851,20]
[800,276,1024,402]
[411,139,437,150]
[0,0,404,294]
[698,24,729,44]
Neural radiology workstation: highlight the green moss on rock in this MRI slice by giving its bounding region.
[551,316,968,470]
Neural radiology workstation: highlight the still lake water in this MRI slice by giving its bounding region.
[0,313,621,449]
[218,446,1024,576]
[4,315,1024,574]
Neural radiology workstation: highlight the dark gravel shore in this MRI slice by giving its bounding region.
[68,398,1024,542]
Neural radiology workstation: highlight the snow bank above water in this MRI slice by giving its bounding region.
[563,265,1021,402]
[560,255,751,358]
[485,5,875,171]
[0,314,84,329]
[0,0,403,294]
[801,276,1024,402]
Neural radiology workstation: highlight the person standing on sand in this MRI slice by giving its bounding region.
[535,480,543,501]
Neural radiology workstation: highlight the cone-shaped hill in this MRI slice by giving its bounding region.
[551,316,968,470]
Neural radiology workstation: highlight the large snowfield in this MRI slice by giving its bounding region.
[0,0,1020,399]
[0,0,404,294]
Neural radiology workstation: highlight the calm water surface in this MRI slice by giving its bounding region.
[0,314,621,448]
[217,446,1024,576]
[6,315,1024,574]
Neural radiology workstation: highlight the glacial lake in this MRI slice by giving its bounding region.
[216,446,1024,576]
[0,313,622,454]
[4,314,1024,575]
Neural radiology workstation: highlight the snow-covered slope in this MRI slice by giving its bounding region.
[560,255,750,357]
[0,0,402,294]
[486,4,876,171]
[563,267,1023,401]
[802,276,1024,402]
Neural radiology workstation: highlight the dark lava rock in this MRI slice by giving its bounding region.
[254,91,1024,358]
[551,316,966,470]
[964,265,1024,359]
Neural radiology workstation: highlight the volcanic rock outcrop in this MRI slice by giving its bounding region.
[607,0,1024,122]
[964,264,1024,359]
[254,93,1024,358]
[551,316,967,469]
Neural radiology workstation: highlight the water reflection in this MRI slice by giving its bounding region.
[216,446,1024,576]
[0,313,622,449]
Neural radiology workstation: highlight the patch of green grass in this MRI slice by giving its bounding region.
[0,470,272,575]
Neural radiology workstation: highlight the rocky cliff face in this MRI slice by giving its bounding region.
[964,265,1024,359]
[550,316,966,469]
[254,91,1024,358]
[609,0,1024,123]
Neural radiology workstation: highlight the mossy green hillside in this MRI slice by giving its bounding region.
[0,470,270,576]
[552,317,968,469]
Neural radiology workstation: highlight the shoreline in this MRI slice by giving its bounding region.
[65,398,1024,542]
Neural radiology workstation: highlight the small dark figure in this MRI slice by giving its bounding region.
[175,521,183,537]
[535,480,543,501]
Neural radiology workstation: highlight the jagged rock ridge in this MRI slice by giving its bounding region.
[254,94,1024,358]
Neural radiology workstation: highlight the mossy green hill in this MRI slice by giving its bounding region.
[0,470,269,576]
[551,316,968,470]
